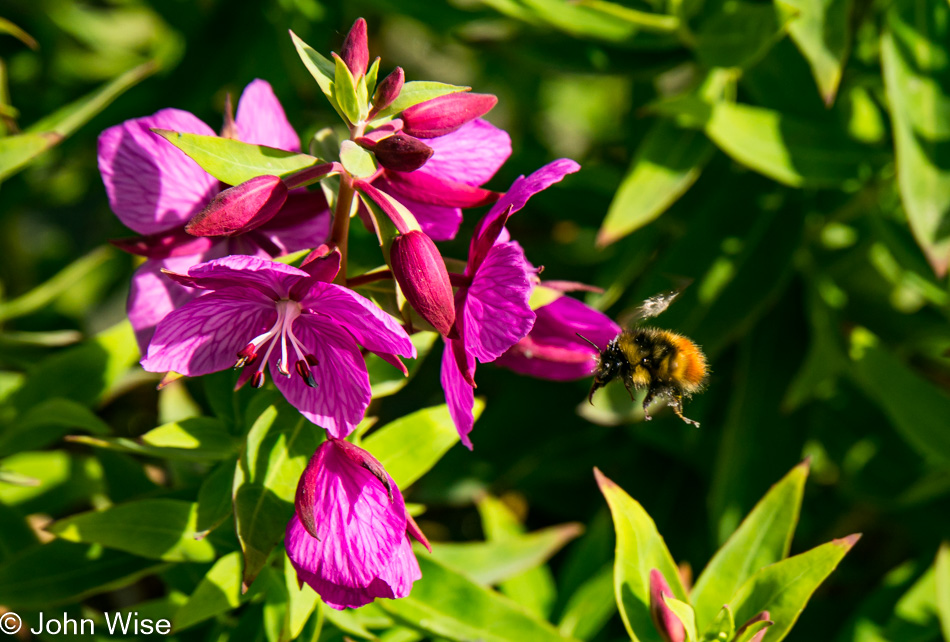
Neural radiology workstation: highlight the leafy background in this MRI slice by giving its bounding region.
[1,0,949,640]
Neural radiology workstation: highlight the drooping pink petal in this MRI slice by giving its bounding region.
[128,257,201,355]
[471,158,581,255]
[422,119,511,187]
[460,242,535,364]
[110,227,216,260]
[389,195,463,241]
[440,339,476,449]
[235,79,301,152]
[297,280,415,358]
[98,108,219,235]
[142,291,275,376]
[271,316,371,438]
[376,537,421,599]
[379,170,499,209]
[165,255,309,300]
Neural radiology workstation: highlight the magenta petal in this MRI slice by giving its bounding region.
[186,175,288,237]
[142,291,275,376]
[461,242,535,364]
[111,227,216,260]
[376,537,421,599]
[256,188,331,254]
[235,79,301,152]
[389,195,462,242]
[440,339,476,449]
[297,281,415,358]
[422,119,511,187]
[650,569,686,642]
[98,108,219,235]
[167,255,309,299]
[272,317,371,438]
[128,257,202,355]
[379,170,500,209]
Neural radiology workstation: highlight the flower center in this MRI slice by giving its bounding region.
[234,299,319,389]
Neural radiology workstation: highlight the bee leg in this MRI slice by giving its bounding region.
[641,390,655,421]
[621,375,638,402]
[670,394,700,427]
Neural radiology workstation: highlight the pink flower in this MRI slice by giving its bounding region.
[495,295,620,380]
[141,253,414,438]
[440,159,581,447]
[286,437,430,610]
[98,79,329,353]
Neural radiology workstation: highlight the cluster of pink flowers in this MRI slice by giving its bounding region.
[98,19,618,609]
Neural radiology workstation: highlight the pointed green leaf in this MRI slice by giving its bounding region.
[0,132,61,182]
[0,397,110,457]
[283,553,320,642]
[372,81,470,120]
[47,499,215,562]
[363,401,484,489]
[574,0,679,32]
[595,468,686,642]
[694,0,795,68]
[0,17,38,49]
[196,459,236,538]
[937,543,950,641]
[557,565,615,640]
[174,551,245,631]
[289,30,335,98]
[68,417,238,462]
[378,555,577,642]
[728,535,860,641]
[339,140,376,178]
[881,0,950,276]
[365,57,380,97]
[784,0,852,104]
[333,53,362,124]
[663,595,698,642]
[691,461,809,629]
[598,120,713,246]
[151,130,321,186]
[700,605,735,641]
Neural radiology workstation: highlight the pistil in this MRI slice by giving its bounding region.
[233,300,319,388]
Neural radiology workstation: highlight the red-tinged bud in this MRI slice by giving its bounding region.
[401,92,497,139]
[390,230,456,336]
[649,569,686,642]
[736,611,772,642]
[186,175,287,237]
[373,133,434,172]
[369,67,405,118]
[341,18,369,77]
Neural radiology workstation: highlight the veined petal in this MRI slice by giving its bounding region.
[142,291,275,376]
[440,339,476,449]
[298,281,415,358]
[98,109,219,235]
[379,170,499,209]
[128,257,201,355]
[423,119,511,187]
[376,537,421,599]
[166,255,309,300]
[235,79,301,152]
[461,242,535,364]
[272,316,371,438]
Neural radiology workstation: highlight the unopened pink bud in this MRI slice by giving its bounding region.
[370,67,405,118]
[390,230,456,336]
[341,18,369,77]
[373,133,434,172]
[649,569,685,642]
[401,92,497,138]
[736,611,772,642]
[185,175,287,237]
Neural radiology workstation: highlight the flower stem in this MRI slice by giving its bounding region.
[331,173,355,285]
[347,269,393,288]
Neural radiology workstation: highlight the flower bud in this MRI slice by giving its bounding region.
[369,67,405,118]
[390,230,456,336]
[401,92,497,138]
[341,17,369,77]
[649,569,686,642]
[185,175,287,237]
[373,133,434,172]
[736,611,772,642]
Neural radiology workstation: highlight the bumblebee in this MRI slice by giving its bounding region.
[581,291,708,427]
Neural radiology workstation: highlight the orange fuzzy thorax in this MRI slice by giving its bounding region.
[669,333,707,392]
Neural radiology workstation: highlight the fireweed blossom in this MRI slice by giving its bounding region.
[441,159,581,447]
[99,79,329,352]
[495,294,620,380]
[286,437,430,610]
[141,253,415,437]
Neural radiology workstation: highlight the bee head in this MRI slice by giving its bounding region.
[588,340,624,404]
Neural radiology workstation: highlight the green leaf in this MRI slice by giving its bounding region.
[339,140,376,178]
[784,0,852,104]
[598,120,714,246]
[0,540,164,608]
[0,17,38,49]
[478,495,558,617]
[881,0,950,276]
[234,396,322,588]
[68,417,238,462]
[595,468,686,642]
[0,397,110,457]
[849,338,950,465]
[365,57,380,97]
[283,553,320,642]
[430,523,583,586]
[734,620,772,642]
[728,535,860,641]
[936,542,950,641]
[47,499,215,562]
[333,53,362,124]
[379,555,577,642]
[653,96,870,187]
[691,461,809,630]
[289,31,336,98]
[0,132,62,182]
[700,605,735,641]
[174,551,245,631]
[694,0,795,69]
[663,596,698,642]
[367,331,437,398]
[557,565,615,640]
[574,0,680,32]
[196,459,236,538]
[372,81,469,120]
[363,401,484,489]
[151,130,322,186]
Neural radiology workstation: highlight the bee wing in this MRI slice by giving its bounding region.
[616,290,681,327]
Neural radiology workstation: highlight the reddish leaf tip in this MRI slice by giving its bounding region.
[836,533,862,549]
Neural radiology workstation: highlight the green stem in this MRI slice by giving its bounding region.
[331,173,355,285]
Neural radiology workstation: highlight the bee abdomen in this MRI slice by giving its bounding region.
[669,333,707,392]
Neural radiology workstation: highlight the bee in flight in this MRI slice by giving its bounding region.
[579,290,708,427]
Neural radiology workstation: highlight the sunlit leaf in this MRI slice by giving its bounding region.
[784,0,852,104]
[174,551,245,631]
[663,595,698,642]
[557,565,615,639]
[936,543,950,641]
